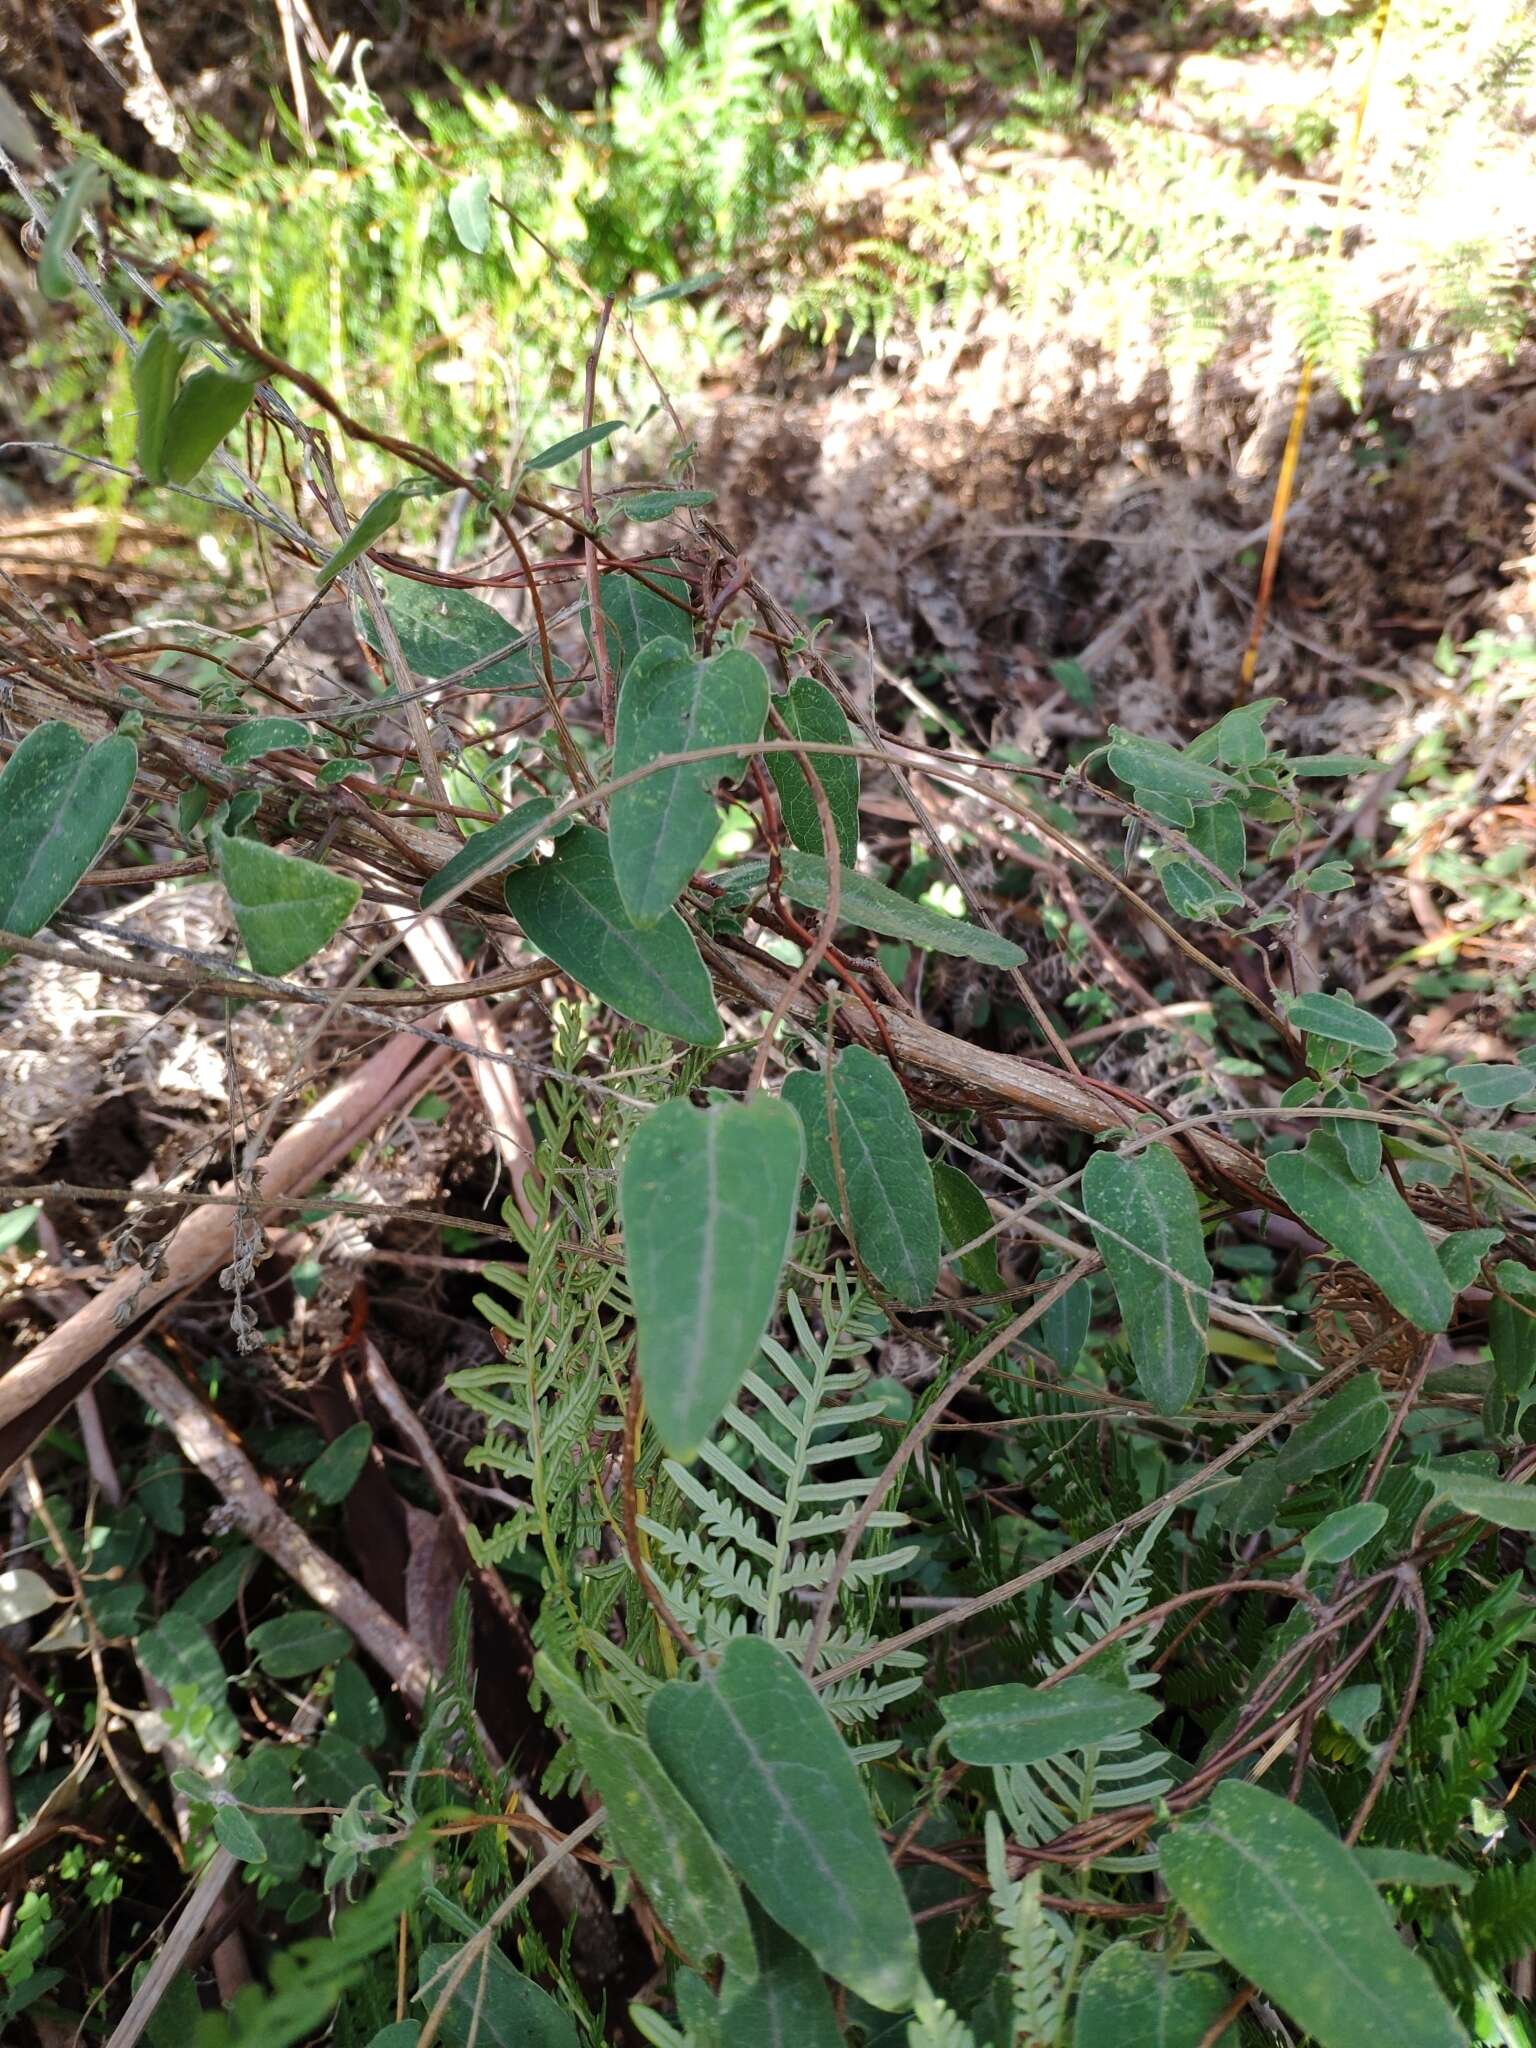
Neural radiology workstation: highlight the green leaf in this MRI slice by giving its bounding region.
[223,717,311,767]
[1282,992,1397,1058]
[1437,1228,1502,1292]
[358,570,552,693]
[612,643,769,925]
[162,365,261,484]
[525,420,625,471]
[1491,1261,1536,1397]
[368,2028,421,2048]
[932,1161,1002,1293]
[766,850,1025,968]
[214,832,362,977]
[332,1659,388,1749]
[316,479,445,591]
[647,1637,922,2012]
[766,678,859,865]
[503,825,719,1045]
[0,722,138,956]
[132,319,190,483]
[213,1802,269,1865]
[1073,1945,1235,2048]
[415,1944,578,2048]
[537,1657,757,1978]
[1081,1144,1210,1414]
[783,1046,940,1307]
[247,1608,353,1678]
[1187,799,1245,881]
[1106,728,1232,803]
[938,1674,1160,1766]
[620,489,716,523]
[581,564,692,680]
[446,172,491,252]
[302,1423,373,1506]
[418,797,567,910]
[1354,1849,1473,1893]
[0,1203,40,1251]
[1429,1468,1536,1532]
[38,161,104,301]
[719,1920,841,2047]
[1448,1063,1536,1110]
[137,1612,239,1757]
[0,1570,58,1626]
[169,1546,257,1626]
[1303,1502,1388,1567]
[1038,1260,1091,1374]
[1159,1780,1468,2048]
[631,271,725,307]
[1266,1133,1453,1333]
[621,1095,802,1458]
[1272,1373,1389,1484]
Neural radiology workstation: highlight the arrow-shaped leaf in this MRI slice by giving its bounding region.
[1266,1132,1452,1332]
[1081,1143,1210,1413]
[214,832,362,977]
[611,642,769,925]
[503,825,719,1045]
[647,1637,923,2013]
[620,1095,802,1457]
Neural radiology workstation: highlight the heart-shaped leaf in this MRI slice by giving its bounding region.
[537,1656,757,1979]
[162,365,262,484]
[503,825,719,1045]
[783,1046,939,1307]
[1266,1133,1452,1332]
[647,1637,923,2013]
[611,642,769,925]
[938,1673,1160,1766]
[1160,1781,1468,2048]
[621,1095,803,1457]
[1272,1373,1388,1484]
[446,171,491,252]
[581,563,692,680]
[1081,1144,1210,1414]
[223,717,311,767]
[0,722,138,960]
[766,677,859,864]
[215,832,362,977]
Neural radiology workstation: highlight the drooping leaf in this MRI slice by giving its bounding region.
[446,172,491,252]
[247,1608,354,1678]
[932,1161,1002,1293]
[581,562,692,680]
[502,825,719,1045]
[766,677,859,864]
[162,365,262,484]
[621,1095,803,1457]
[1081,1144,1210,1414]
[1267,1133,1453,1332]
[358,570,551,693]
[768,851,1026,968]
[301,1423,373,1506]
[38,161,104,300]
[783,1046,939,1307]
[525,420,625,471]
[1073,1944,1235,2048]
[0,722,138,958]
[938,1673,1160,1766]
[537,1657,757,1978]
[1429,1468,1536,1532]
[1283,992,1397,1059]
[1436,1227,1503,1293]
[1159,1781,1468,2048]
[223,717,311,767]
[415,1943,578,2048]
[214,831,362,978]
[132,318,190,483]
[647,1637,923,2012]
[1272,1374,1389,1484]
[1303,1501,1388,1567]
[1038,1259,1092,1375]
[419,797,568,910]
[315,478,446,591]
[611,642,769,925]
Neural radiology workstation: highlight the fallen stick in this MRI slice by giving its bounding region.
[0,1027,444,1479]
